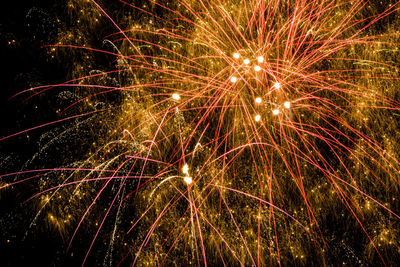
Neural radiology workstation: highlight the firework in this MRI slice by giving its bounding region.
[2,0,400,266]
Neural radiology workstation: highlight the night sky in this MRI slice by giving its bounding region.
[1,1,112,265]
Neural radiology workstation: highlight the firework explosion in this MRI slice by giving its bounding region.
[2,0,400,265]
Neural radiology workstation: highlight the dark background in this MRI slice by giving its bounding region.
[0,1,107,265]
[1,1,141,265]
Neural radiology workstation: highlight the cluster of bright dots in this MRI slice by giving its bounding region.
[230,53,264,83]
[231,52,293,122]
[170,53,292,124]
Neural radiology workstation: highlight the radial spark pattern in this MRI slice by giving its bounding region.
[2,0,400,266]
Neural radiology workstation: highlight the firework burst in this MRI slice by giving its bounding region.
[2,0,400,266]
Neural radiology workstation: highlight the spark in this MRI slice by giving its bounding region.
[273,82,281,89]
[254,114,261,122]
[233,52,240,59]
[257,56,264,63]
[182,163,190,176]
[184,176,193,185]
[272,109,280,115]
[255,97,262,104]
[254,65,261,72]
[284,101,291,109]
[172,93,181,100]
[182,164,192,185]
[230,76,238,83]
[243,58,250,65]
